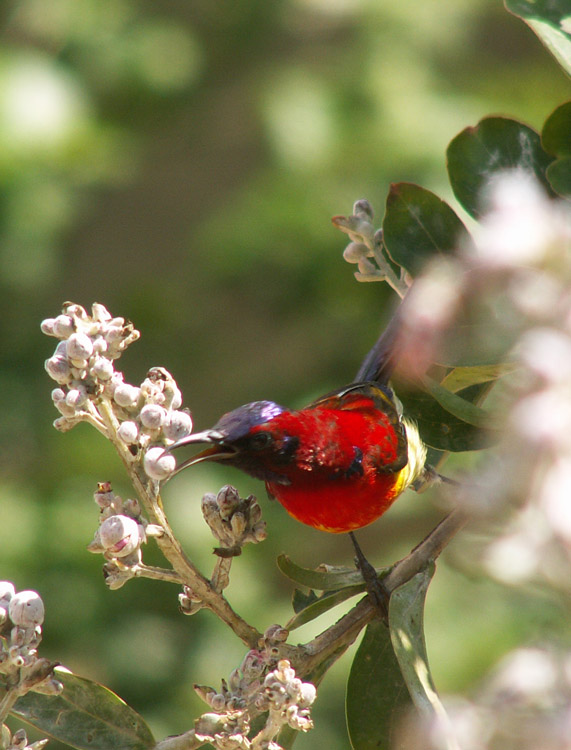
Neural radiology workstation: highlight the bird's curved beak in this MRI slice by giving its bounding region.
[166,430,236,476]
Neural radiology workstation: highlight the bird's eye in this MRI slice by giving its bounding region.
[249,431,273,450]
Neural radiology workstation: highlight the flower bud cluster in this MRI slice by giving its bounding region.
[0,583,62,698]
[1,726,49,750]
[0,583,44,673]
[42,302,192,482]
[87,483,163,589]
[201,486,267,557]
[257,659,316,733]
[194,625,290,713]
[194,653,315,749]
[194,709,251,749]
[333,199,389,282]
[42,302,139,420]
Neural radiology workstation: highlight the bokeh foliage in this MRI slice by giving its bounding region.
[0,0,569,747]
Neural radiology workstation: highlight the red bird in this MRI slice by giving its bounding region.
[168,307,427,535]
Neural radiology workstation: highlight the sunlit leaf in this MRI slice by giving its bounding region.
[12,669,155,750]
[277,554,372,590]
[286,585,366,630]
[447,117,555,218]
[422,376,495,429]
[346,620,411,750]
[389,564,444,717]
[440,362,518,392]
[505,0,571,75]
[382,183,471,276]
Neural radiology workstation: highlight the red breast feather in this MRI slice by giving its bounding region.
[264,403,407,533]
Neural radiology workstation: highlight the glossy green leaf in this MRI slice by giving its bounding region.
[447,117,555,218]
[346,620,411,750]
[277,554,372,590]
[542,102,571,198]
[505,0,571,75]
[422,376,495,429]
[546,156,571,197]
[396,381,497,452]
[389,565,444,717]
[286,584,366,630]
[382,183,472,276]
[440,362,518,393]
[542,101,571,157]
[12,669,155,750]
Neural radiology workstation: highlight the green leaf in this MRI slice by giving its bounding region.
[346,620,411,750]
[542,101,571,156]
[422,376,495,429]
[542,102,571,198]
[546,156,571,197]
[505,0,571,76]
[440,362,518,392]
[396,381,497,452]
[286,585,367,630]
[389,565,444,717]
[447,117,555,218]
[277,554,370,590]
[382,183,472,276]
[12,669,155,750]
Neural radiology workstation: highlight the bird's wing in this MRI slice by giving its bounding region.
[307,382,409,473]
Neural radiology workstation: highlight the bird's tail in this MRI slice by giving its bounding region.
[354,296,406,386]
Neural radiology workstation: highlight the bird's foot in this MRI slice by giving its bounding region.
[348,531,389,622]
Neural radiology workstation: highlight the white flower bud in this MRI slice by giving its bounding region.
[40,318,56,336]
[54,340,68,357]
[143,446,176,481]
[169,387,183,410]
[343,242,370,263]
[66,332,94,360]
[0,581,15,605]
[11,728,27,749]
[113,384,141,408]
[66,386,87,409]
[194,713,226,737]
[91,303,112,323]
[69,357,88,371]
[117,420,139,444]
[299,681,317,706]
[230,512,246,538]
[45,355,71,384]
[9,591,44,627]
[92,337,108,355]
[163,410,193,441]
[99,515,141,557]
[92,356,114,381]
[140,404,167,430]
[51,388,66,404]
[53,314,75,339]
[54,398,76,418]
[63,303,87,320]
[357,256,378,275]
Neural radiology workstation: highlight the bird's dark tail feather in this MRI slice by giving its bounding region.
[354,295,406,386]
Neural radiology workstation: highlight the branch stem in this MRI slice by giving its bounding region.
[96,398,262,648]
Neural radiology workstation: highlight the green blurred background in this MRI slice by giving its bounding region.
[1,0,569,747]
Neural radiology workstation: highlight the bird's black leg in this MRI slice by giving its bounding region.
[348,531,390,621]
